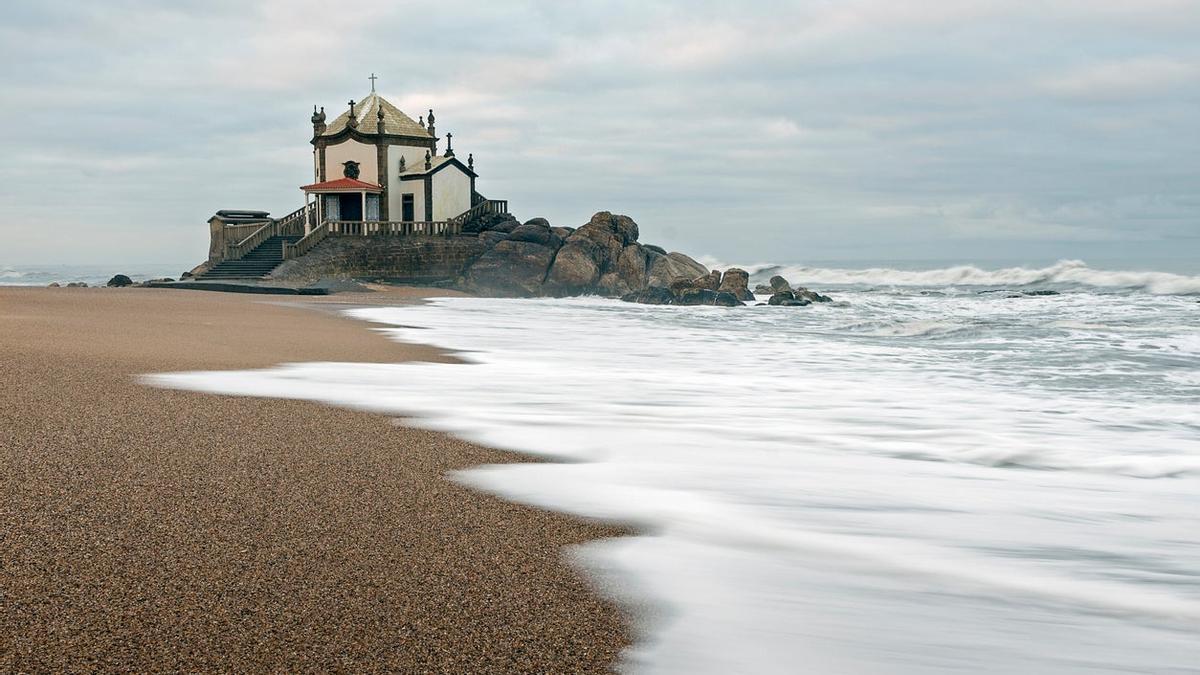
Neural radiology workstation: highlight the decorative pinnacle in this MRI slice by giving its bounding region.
[398,156,406,173]
[418,115,425,128]
[347,100,358,128]
[424,150,431,170]
[467,153,474,170]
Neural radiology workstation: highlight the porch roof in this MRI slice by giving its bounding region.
[300,177,383,193]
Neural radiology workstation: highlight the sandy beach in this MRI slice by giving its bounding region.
[0,286,629,672]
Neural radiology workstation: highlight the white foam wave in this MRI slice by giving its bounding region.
[144,293,1200,673]
[703,258,1200,295]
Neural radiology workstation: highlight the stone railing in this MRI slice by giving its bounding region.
[282,221,329,261]
[450,199,508,227]
[225,203,315,261]
[328,220,461,236]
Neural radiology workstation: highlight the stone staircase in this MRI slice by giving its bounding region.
[198,235,301,279]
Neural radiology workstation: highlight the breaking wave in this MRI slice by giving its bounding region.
[699,258,1200,295]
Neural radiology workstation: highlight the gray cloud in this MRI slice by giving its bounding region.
[1,0,1197,266]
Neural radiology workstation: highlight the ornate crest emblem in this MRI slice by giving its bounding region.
[342,160,361,179]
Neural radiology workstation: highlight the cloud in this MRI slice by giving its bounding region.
[0,0,1197,265]
[1039,57,1200,101]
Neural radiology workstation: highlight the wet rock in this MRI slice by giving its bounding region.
[676,287,719,306]
[769,275,793,293]
[795,289,833,303]
[621,286,675,305]
[768,291,810,306]
[47,282,60,288]
[718,268,754,301]
[545,239,603,293]
[712,291,743,307]
[464,240,557,297]
[696,270,722,291]
[643,244,667,255]
[753,283,773,295]
[107,274,133,287]
[66,282,88,288]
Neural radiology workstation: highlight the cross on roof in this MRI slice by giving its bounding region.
[368,73,378,92]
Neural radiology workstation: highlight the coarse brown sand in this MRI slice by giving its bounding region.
[0,286,631,672]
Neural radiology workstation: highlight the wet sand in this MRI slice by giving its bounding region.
[0,286,630,672]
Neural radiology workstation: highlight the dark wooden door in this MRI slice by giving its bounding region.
[401,194,415,222]
[338,193,363,221]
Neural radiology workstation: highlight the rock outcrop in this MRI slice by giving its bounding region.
[456,212,835,309]
[463,240,557,298]
[462,211,709,299]
[107,274,133,287]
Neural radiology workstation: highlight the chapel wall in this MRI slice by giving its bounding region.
[431,168,472,220]
[323,140,378,183]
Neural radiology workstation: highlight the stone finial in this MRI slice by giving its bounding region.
[347,100,358,129]
[427,108,436,138]
[444,132,455,157]
[376,104,385,133]
[398,155,406,173]
[424,150,431,170]
[419,115,425,128]
[468,153,474,170]
[311,105,326,135]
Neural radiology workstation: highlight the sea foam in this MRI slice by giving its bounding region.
[146,281,1200,673]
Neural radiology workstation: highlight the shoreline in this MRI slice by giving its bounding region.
[0,286,631,672]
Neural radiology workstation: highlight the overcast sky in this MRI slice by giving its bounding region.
[1,0,1197,266]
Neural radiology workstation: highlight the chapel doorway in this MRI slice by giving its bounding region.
[338,194,363,221]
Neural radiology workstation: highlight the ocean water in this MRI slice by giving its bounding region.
[0,263,189,287]
[146,260,1200,673]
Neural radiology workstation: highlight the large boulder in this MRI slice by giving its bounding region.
[769,275,793,293]
[508,221,562,248]
[768,291,810,307]
[464,240,556,297]
[718,268,754,301]
[545,239,603,293]
[647,251,708,287]
[106,274,133,287]
[613,245,649,292]
[676,287,719,306]
[478,230,509,248]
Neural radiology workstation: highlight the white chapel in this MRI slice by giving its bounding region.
[301,79,477,226]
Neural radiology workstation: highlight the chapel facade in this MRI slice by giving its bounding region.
[302,90,477,226]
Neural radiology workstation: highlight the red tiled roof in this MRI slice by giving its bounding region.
[299,177,383,193]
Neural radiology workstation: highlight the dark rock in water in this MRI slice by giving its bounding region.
[621,286,674,305]
[66,282,88,288]
[644,244,667,255]
[47,282,60,287]
[718,268,754,301]
[1023,290,1061,296]
[106,274,133,287]
[795,289,833,303]
[767,291,809,306]
[769,275,793,293]
[478,231,509,248]
[647,251,708,288]
[676,287,719,306]
[508,221,561,248]
[753,283,774,295]
[464,240,557,297]
[712,291,743,307]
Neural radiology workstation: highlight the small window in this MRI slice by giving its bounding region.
[401,194,415,222]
